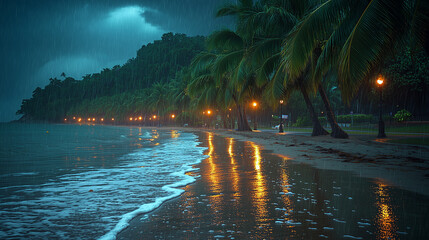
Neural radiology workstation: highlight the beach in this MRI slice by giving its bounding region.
[117,129,429,239]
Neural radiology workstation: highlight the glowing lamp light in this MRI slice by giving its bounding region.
[73,117,76,120]
[280,100,284,104]
[92,118,95,121]
[377,78,384,86]
[129,117,133,121]
[101,118,104,121]
[171,114,175,118]
[207,110,211,115]
[134,118,137,121]
[112,118,115,121]
[78,118,82,122]
[88,118,91,121]
[153,115,157,119]
[138,116,142,120]
[64,118,67,121]
[252,101,257,107]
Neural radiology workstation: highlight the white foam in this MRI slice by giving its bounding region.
[1,131,208,239]
[285,220,302,225]
[357,222,371,226]
[344,235,363,239]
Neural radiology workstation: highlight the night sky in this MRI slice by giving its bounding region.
[0,0,232,122]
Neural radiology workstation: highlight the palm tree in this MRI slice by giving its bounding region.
[187,50,250,130]
[220,0,331,136]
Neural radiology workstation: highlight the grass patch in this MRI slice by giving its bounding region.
[388,137,429,146]
[340,124,429,134]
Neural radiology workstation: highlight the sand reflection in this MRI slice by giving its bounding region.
[249,142,268,226]
[227,138,241,199]
[205,132,223,222]
[170,130,180,138]
[374,180,398,239]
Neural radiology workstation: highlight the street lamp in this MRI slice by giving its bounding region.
[279,100,284,133]
[376,76,386,138]
[251,101,258,130]
[206,110,211,128]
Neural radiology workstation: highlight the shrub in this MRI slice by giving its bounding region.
[393,109,412,122]
[318,114,373,124]
[293,116,311,127]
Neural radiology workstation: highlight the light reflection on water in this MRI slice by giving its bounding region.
[119,132,429,240]
[375,180,398,240]
[249,141,269,228]
[227,138,240,199]
[205,132,223,224]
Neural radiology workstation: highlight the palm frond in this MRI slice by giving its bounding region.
[207,30,244,52]
[314,6,364,83]
[255,53,281,87]
[281,0,355,78]
[338,0,408,102]
[213,50,244,81]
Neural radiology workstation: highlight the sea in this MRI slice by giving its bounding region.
[0,123,207,239]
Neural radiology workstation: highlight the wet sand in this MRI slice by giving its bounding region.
[117,131,429,239]
[209,129,429,197]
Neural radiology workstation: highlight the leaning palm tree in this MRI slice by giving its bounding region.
[228,0,333,136]
[205,29,261,131]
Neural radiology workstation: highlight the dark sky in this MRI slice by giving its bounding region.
[0,0,233,122]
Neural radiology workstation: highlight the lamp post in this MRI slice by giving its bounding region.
[376,77,386,138]
[252,101,258,130]
[207,110,211,128]
[171,114,175,126]
[279,100,284,133]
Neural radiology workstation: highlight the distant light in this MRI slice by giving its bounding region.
[112,118,115,121]
[134,118,137,121]
[280,100,284,104]
[129,117,133,121]
[207,110,211,115]
[252,101,257,107]
[92,118,96,121]
[64,118,67,121]
[73,117,76,120]
[78,118,82,122]
[171,114,175,118]
[229,108,232,111]
[153,115,157,119]
[88,118,91,121]
[101,118,104,121]
[138,116,142,120]
[376,77,384,86]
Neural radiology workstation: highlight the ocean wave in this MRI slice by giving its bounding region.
[0,131,207,239]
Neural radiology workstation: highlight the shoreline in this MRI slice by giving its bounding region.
[204,128,429,197]
[152,126,429,197]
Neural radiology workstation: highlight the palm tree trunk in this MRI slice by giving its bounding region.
[318,84,348,138]
[299,84,329,136]
[236,104,252,131]
[221,110,228,128]
[232,95,251,131]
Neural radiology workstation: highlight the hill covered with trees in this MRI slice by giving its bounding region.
[17,33,205,122]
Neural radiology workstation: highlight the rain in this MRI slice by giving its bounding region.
[0,0,428,239]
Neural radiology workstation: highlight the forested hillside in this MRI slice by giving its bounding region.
[17,33,205,122]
